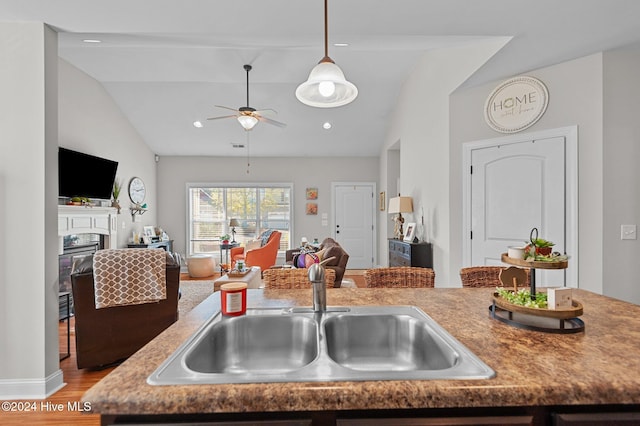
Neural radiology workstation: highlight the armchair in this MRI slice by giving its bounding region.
[70,250,180,369]
[231,230,281,272]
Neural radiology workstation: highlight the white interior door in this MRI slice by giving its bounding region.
[333,183,375,269]
[471,137,566,286]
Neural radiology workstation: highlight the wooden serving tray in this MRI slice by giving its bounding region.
[227,269,251,277]
[492,291,583,319]
[501,253,568,269]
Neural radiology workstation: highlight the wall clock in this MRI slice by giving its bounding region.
[128,177,146,204]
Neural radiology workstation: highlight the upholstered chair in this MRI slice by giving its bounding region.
[364,266,435,288]
[71,250,180,369]
[230,230,282,272]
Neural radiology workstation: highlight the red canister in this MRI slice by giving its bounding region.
[220,282,247,316]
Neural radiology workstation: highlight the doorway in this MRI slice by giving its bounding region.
[462,126,578,287]
[332,182,376,269]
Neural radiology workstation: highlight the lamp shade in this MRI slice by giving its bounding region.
[295,60,358,108]
[388,196,413,214]
[229,218,240,227]
[237,115,258,130]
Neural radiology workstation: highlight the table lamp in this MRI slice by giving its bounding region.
[388,195,413,239]
[229,218,240,242]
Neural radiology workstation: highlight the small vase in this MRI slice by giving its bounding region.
[111,199,121,214]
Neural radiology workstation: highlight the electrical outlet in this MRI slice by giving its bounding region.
[621,224,637,240]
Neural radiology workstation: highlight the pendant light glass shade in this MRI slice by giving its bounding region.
[296,0,357,108]
[237,114,258,130]
[296,59,358,108]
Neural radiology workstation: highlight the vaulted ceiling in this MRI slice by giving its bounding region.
[3,0,640,157]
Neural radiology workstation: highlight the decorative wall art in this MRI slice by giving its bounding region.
[484,76,549,134]
[306,203,318,215]
[306,187,318,200]
[379,191,386,211]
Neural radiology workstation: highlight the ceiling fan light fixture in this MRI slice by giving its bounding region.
[237,114,258,130]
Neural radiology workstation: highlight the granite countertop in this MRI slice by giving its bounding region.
[83,287,640,415]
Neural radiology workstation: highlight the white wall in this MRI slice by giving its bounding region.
[380,39,509,286]
[602,48,640,304]
[0,23,61,398]
[450,54,605,295]
[58,59,158,247]
[157,156,378,262]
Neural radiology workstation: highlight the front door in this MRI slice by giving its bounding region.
[333,183,376,269]
[470,136,566,286]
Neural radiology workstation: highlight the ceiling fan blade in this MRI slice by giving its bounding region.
[254,108,278,115]
[214,105,240,112]
[206,114,237,121]
[257,115,287,128]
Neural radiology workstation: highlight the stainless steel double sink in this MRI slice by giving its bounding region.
[148,306,495,385]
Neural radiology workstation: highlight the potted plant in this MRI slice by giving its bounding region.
[525,237,554,257]
[111,178,122,213]
[221,234,231,244]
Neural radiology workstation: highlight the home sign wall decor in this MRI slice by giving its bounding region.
[484,76,549,133]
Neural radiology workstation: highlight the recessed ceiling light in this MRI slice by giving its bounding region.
[334,43,349,47]
[323,122,332,130]
[82,39,102,43]
[193,121,203,128]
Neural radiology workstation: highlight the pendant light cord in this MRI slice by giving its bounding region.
[321,0,334,64]
[245,65,250,107]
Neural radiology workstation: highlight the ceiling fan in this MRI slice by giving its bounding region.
[207,64,286,131]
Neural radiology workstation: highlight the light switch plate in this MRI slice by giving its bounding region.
[621,224,637,240]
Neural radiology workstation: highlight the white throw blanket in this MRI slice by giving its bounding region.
[93,249,166,309]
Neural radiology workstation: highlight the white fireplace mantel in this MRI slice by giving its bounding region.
[58,205,118,253]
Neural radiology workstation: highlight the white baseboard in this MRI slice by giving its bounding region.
[0,369,66,400]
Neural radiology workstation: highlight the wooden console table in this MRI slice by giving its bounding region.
[388,238,433,268]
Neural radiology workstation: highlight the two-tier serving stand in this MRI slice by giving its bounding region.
[490,228,584,334]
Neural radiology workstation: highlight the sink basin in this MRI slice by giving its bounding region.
[148,306,495,385]
[185,314,318,374]
[324,314,458,372]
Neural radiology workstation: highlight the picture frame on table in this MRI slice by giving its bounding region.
[143,226,155,237]
[404,222,417,242]
[142,235,152,244]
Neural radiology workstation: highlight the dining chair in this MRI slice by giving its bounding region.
[364,267,435,288]
[262,267,336,289]
[459,266,530,288]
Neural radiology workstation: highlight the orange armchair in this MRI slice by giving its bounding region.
[231,231,281,272]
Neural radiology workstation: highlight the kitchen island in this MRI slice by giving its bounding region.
[83,288,640,425]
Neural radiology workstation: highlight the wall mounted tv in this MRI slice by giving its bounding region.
[58,147,119,200]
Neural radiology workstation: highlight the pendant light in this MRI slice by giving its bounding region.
[295,0,358,108]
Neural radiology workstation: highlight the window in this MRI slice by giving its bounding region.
[187,184,292,256]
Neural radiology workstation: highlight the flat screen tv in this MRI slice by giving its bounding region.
[58,147,119,200]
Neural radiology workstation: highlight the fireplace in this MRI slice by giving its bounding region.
[58,237,100,318]
[58,205,118,319]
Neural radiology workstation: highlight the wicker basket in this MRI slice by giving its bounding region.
[263,268,336,289]
[364,267,435,288]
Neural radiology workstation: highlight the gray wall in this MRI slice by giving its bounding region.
[157,156,378,263]
[603,49,640,303]
[450,51,640,303]
[0,22,59,396]
[59,59,158,248]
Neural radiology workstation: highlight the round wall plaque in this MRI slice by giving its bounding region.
[484,76,549,133]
